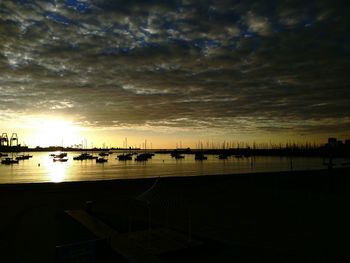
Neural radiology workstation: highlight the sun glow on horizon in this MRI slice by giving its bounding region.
[30,118,81,147]
[2,114,330,149]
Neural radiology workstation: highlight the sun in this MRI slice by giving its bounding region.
[32,118,81,147]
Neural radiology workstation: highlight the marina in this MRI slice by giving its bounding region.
[0,151,340,184]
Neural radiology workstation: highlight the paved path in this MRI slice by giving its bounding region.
[66,210,164,263]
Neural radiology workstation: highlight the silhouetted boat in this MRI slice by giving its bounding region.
[117,153,132,160]
[170,151,179,157]
[0,153,8,157]
[171,150,185,159]
[53,157,68,162]
[1,157,19,165]
[135,154,149,161]
[144,153,154,159]
[99,152,109,157]
[96,157,107,163]
[16,154,32,160]
[51,152,68,162]
[218,154,229,159]
[195,152,207,160]
[51,152,67,158]
[73,153,98,160]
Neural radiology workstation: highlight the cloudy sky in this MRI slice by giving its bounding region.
[0,0,349,148]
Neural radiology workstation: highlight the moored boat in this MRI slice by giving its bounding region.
[1,157,19,165]
[96,157,108,163]
[16,154,33,160]
[50,152,67,158]
[117,153,132,160]
[218,154,229,160]
[195,152,207,160]
[53,157,68,162]
[73,153,98,160]
[135,153,149,161]
[52,152,68,162]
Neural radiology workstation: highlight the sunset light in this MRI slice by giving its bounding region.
[1,1,349,262]
[30,118,81,147]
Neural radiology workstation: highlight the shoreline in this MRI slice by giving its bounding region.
[0,166,341,187]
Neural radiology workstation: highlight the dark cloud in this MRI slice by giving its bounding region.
[0,0,349,139]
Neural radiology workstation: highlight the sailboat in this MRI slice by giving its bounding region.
[135,139,155,161]
[52,152,68,162]
[16,153,33,160]
[195,141,207,160]
[1,157,19,164]
[117,137,132,160]
[96,157,108,163]
[195,152,207,160]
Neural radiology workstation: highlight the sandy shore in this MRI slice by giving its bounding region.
[1,168,350,262]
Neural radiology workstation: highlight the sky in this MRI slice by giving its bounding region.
[0,0,349,148]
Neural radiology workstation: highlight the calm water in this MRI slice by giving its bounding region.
[0,151,332,184]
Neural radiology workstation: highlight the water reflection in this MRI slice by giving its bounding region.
[0,152,330,184]
[43,156,69,183]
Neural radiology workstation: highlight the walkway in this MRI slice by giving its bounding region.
[66,210,164,263]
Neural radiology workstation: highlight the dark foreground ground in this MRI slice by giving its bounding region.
[0,168,350,262]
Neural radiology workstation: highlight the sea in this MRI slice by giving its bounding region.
[0,151,346,184]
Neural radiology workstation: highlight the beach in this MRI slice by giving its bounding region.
[1,168,350,262]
